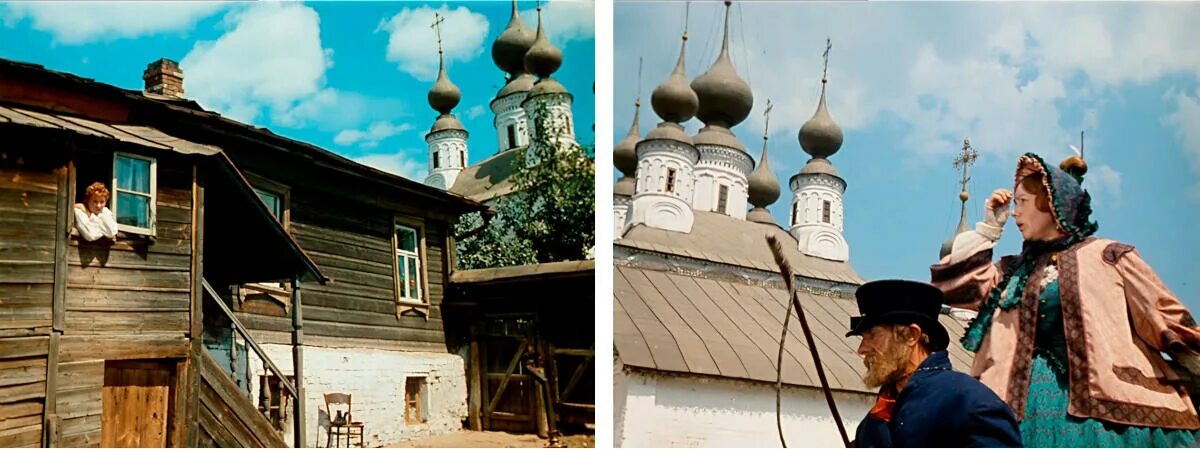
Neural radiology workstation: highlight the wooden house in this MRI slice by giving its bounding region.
[0,57,487,447]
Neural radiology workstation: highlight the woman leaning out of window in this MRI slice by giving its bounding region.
[73,182,119,241]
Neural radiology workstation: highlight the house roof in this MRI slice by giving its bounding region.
[0,103,326,284]
[450,259,594,285]
[449,148,521,202]
[618,210,866,285]
[614,264,976,394]
[0,57,487,216]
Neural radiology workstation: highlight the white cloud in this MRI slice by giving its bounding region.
[520,0,595,48]
[1086,164,1123,204]
[353,151,427,181]
[465,104,487,120]
[334,121,416,148]
[378,5,489,82]
[1163,87,1200,198]
[181,2,331,125]
[1,2,227,44]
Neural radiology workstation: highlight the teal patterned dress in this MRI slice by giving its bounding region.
[1018,271,1200,447]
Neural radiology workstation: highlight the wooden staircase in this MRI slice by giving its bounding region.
[193,347,287,448]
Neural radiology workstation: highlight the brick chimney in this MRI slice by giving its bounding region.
[143,58,184,99]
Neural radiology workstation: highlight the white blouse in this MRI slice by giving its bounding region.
[73,206,118,241]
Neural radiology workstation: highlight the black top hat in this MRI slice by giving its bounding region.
[846,279,950,351]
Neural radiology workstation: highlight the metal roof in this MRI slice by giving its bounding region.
[614,264,977,393]
[449,148,521,202]
[618,210,866,285]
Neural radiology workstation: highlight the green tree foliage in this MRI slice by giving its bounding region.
[454,100,595,269]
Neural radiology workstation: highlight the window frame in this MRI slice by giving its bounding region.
[111,151,157,236]
[822,200,832,224]
[432,151,440,169]
[716,184,729,214]
[393,216,430,311]
[404,376,427,425]
[506,125,518,150]
[665,168,677,193]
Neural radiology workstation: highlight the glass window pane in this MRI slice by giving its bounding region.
[255,188,282,218]
[397,227,417,253]
[407,256,420,300]
[398,256,410,298]
[116,194,150,228]
[116,156,151,193]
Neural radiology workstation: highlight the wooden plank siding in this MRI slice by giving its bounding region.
[235,188,454,348]
[0,150,59,448]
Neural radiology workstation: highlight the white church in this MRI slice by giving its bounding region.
[612,2,976,446]
[421,1,577,203]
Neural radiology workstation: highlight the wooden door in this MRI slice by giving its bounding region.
[101,360,176,448]
[479,314,538,432]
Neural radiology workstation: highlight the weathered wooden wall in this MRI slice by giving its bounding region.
[194,346,286,448]
[0,145,59,447]
[49,150,195,447]
[236,188,452,351]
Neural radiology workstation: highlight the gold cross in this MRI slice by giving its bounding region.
[953,137,979,193]
[431,13,445,54]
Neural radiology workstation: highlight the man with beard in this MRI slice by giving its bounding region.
[847,280,1021,447]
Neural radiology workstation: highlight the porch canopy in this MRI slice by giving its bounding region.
[0,103,325,285]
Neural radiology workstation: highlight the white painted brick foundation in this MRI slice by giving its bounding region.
[247,344,467,447]
[616,368,874,448]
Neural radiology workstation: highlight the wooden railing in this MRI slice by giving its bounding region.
[202,279,301,447]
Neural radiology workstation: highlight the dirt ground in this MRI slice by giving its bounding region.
[389,430,595,448]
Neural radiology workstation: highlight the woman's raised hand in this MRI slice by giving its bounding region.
[984,188,1013,228]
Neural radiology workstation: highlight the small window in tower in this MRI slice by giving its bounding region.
[823,200,832,223]
[717,185,729,214]
[459,150,465,166]
[791,202,799,225]
[665,168,677,193]
[507,125,517,149]
[432,151,440,169]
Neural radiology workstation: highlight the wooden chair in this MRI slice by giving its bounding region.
[324,392,365,448]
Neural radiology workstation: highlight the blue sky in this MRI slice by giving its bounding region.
[0,1,595,180]
[615,2,1200,309]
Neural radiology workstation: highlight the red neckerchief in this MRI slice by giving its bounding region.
[868,385,899,422]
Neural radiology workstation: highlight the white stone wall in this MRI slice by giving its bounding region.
[614,195,630,238]
[247,344,467,447]
[615,369,874,448]
[491,93,530,151]
[424,129,468,190]
[522,93,577,153]
[789,180,849,261]
[629,140,699,233]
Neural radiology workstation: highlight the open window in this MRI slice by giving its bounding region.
[393,216,429,315]
[111,152,156,236]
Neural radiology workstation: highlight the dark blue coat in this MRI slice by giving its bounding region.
[854,352,1022,448]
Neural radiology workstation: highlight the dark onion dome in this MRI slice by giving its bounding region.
[615,101,641,177]
[690,1,752,130]
[650,34,698,124]
[492,0,535,76]
[747,138,781,224]
[798,76,843,159]
[524,6,565,96]
[428,55,461,116]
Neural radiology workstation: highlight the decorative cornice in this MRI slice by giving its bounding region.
[789,172,846,192]
[425,129,469,142]
[696,144,754,177]
[613,244,859,298]
[636,139,700,164]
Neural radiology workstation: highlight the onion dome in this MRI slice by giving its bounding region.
[615,100,641,177]
[492,0,535,76]
[939,200,971,259]
[650,34,698,126]
[747,136,780,224]
[690,1,752,130]
[497,72,536,98]
[799,76,843,159]
[525,6,566,95]
[428,40,464,133]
